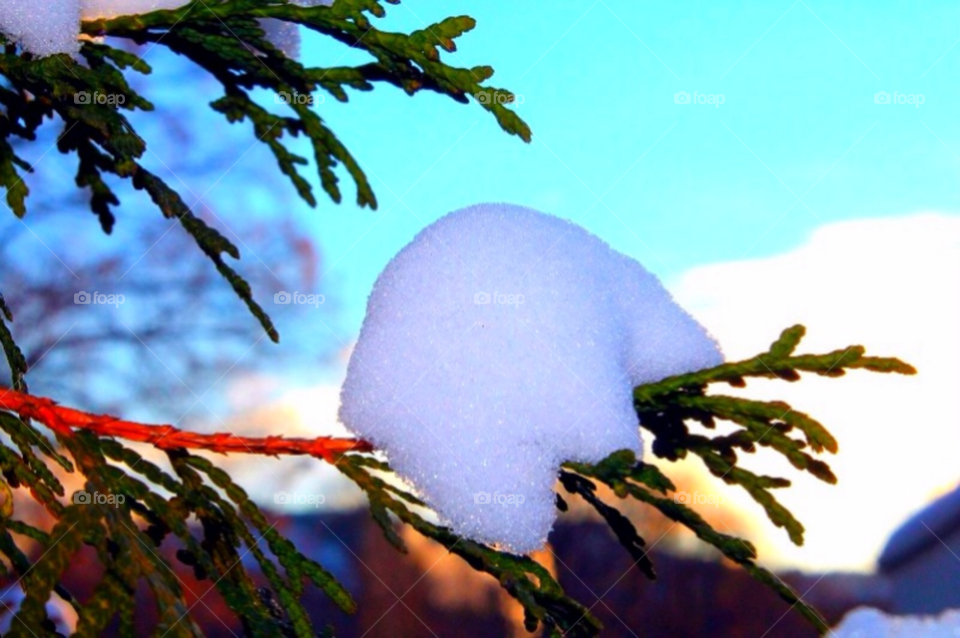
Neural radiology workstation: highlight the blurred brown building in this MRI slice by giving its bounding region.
[6,509,877,637]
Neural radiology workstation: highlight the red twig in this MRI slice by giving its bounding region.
[0,388,373,463]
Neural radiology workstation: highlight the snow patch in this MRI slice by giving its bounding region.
[0,3,82,58]
[834,607,960,637]
[339,203,722,552]
[0,0,192,57]
[260,0,333,60]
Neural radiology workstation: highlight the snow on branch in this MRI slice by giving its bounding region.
[0,314,916,635]
[336,323,913,636]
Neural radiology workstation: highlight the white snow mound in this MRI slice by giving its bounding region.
[0,1,191,57]
[834,607,960,637]
[0,2,82,58]
[339,203,723,553]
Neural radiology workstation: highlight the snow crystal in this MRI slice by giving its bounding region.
[834,607,960,637]
[0,0,189,57]
[260,19,303,60]
[0,2,81,58]
[260,0,333,59]
[339,203,723,552]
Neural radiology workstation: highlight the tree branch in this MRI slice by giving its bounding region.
[0,388,372,462]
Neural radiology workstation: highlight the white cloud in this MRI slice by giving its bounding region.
[670,213,960,572]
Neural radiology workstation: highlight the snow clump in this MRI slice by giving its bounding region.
[0,2,83,58]
[0,0,193,57]
[339,203,723,553]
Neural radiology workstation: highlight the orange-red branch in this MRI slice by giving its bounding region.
[0,388,373,463]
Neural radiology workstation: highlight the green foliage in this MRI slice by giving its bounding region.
[561,325,915,633]
[0,2,917,637]
[339,455,602,637]
[1,0,529,343]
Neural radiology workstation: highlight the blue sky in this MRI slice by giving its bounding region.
[20,0,952,358]
[282,0,960,331]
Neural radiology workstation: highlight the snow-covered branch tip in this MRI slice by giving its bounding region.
[333,324,916,637]
[0,388,372,462]
[553,324,915,634]
[630,324,916,546]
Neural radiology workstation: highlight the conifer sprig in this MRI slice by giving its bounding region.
[634,325,914,548]
[337,456,603,638]
[556,325,915,634]
[1,0,530,341]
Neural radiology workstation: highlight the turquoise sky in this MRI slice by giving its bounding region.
[285,0,960,332]
[18,0,956,404]
[32,0,957,395]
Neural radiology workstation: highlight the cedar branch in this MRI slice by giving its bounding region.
[0,388,372,462]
